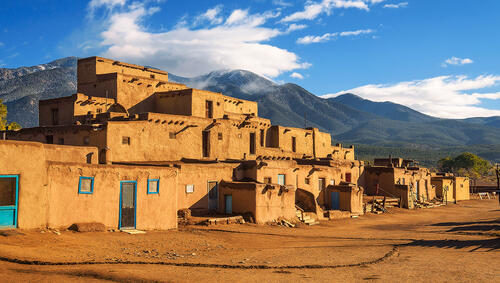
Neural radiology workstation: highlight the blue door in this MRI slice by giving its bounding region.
[330,191,340,210]
[225,195,232,214]
[0,175,19,228]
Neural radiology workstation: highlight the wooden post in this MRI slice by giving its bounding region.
[496,164,500,205]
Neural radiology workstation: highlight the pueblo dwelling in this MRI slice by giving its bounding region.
[431,173,470,203]
[0,56,366,230]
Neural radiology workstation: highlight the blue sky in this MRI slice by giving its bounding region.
[1,0,500,118]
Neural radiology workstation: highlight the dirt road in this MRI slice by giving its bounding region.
[0,199,498,282]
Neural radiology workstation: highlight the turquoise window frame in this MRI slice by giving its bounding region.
[78,176,94,194]
[147,179,160,194]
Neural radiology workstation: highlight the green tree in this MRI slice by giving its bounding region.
[0,99,21,131]
[438,152,492,178]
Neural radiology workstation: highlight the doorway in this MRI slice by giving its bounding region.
[205,100,213,118]
[202,131,210,158]
[119,181,137,229]
[330,191,340,210]
[0,175,19,228]
[224,195,232,214]
[208,181,218,211]
[249,132,256,155]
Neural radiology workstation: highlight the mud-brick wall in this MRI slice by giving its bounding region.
[454,177,470,201]
[0,141,49,229]
[46,162,178,230]
[176,163,236,213]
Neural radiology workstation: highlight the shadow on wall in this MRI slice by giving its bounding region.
[295,188,316,212]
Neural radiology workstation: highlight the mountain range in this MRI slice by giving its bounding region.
[2,57,500,165]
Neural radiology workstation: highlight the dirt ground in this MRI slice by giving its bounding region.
[0,199,498,282]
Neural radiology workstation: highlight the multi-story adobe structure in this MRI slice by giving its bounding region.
[0,56,364,230]
[363,157,434,209]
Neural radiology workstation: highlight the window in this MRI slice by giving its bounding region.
[45,135,53,144]
[218,132,223,140]
[83,136,90,145]
[318,178,325,191]
[330,179,335,186]
[169,132,176,139]
[292,136,297,152]
[78,177,94,194]
[264,177,272,184]
[260,129,265,146]
[305,178,310,185]
[150,74,155,79]
[186,184,194,193]
[122,136,131,145]
[97,108,102,114]
[147,179,159,194]
[58,138,64,145]
[277,174,285,186]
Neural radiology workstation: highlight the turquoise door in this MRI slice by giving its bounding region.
[0,175,19,228]
[330,192,340,210]
[225,195,232,214]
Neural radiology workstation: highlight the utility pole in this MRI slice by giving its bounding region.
[496,164,500,205]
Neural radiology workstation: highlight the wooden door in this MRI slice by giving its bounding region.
[208,181,218,211]
[331,192,340,210]
[225,195,232,214]
[120,181,136,229]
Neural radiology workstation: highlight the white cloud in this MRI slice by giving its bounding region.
[383,2,408,8]
[286,23,307,33]
[93,2,309,78]
[88,0,126,10]
[442,56,474,67]
[273,0,293,7]
[194,6,223,25]
[290,72,304,79]
[322,75,500,118]
[281,0,369,22]
[297,29,374,44]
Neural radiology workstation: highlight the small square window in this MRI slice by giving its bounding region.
[305,178,310,184]
[79,177,94,194]
[122,136,131,145]
[147,179,159,194]
[169,132,176,139]
[218,133,223,140]
[186,184,194,193]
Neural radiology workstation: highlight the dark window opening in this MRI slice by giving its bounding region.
[345,173,352,183]
[292,136,297,152]
[305,178,310,185]
[264,177,272,184]
[51,108,59,125]
[260,129,264,147]
[205,100,213,118]
[249,132,256,155]
[97,108,102,114]
[0,177,16,206]
[150,74,155,79]
[202,131,210,158]
[45,135,53,144]
[218,132,223,140]
[122,136,131,145]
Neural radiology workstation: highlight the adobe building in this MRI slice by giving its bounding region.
[1,56,364,229]
[431,173,470,202]
[363,157,434,209]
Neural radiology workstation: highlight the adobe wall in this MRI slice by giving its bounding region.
[454,177,470,201]
[175,162,236,213]
[325,185,364,214]
[77,57,168,85]
[39,96,75,126]
[156,91,193,116]
[432,178,454,201]
[268,126,315,157]
[218,182,295,224]
[0,141,49,229]
[393,168,434,201]
[43,144,98,164]
[46,162,177,230]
